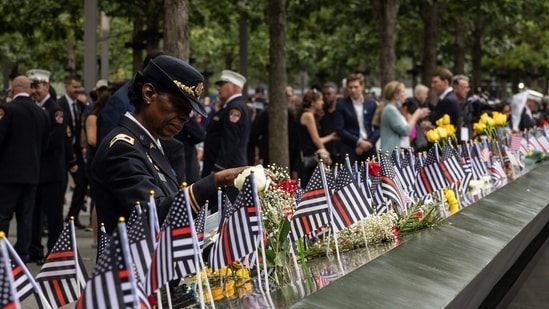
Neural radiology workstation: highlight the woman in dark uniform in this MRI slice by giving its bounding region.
[91,55,245,234]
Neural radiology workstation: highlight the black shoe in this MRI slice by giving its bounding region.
[29,255,45,265]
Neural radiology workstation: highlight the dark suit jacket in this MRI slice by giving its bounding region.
[58,95,86,168]
[334,97,380,162]
[430,90,460,133]
[39,97,66,183]
[202,95,251,176]
[91,115,216,234]
[0,95,49,184]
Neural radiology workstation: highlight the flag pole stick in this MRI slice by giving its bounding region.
[156,290,163,309]
[250,172,275,308]
[182,187,209,309]
[117,219,140,308]
[165,284,173,309]
[359,221,372,261]
[319,161,345,275]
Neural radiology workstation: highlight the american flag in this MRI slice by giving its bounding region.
[535,129,549,151]
[0,236,20,309]
[487,157,508,189]
[289,165,330,242]
[509,134,523,151]
[209,175,261,271]
[527,132,544,152]
[36,222,88,308]
[194,204,208,250]
[331,165,372,232]
[413,149,447,198]
[148,188,198,294]
[391,148,417,193]
[127,208,154,286]
[76,226,124,308]
[440,145,468,189]
[3,235,42,304]
[379,153,408,213]
[97,224,113,260]
[114,222,150,308]
[469,142,488,180]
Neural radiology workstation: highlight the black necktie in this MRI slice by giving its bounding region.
[72,102,79,127]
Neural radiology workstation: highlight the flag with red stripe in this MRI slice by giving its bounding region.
[380,153,409,213]
[331,165,372,232]
[36,222,88,308]
[147,189,200,294]
[289,165,330,242]
[209,175,261,271]
[0,236,20,309]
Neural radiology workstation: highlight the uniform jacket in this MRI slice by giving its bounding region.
[334,96,380,162]
[0,95,49,184]
[202,95,250,176]
[39,97,66,183]
[91,115,215,234]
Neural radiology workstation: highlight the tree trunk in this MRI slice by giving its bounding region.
[372,0,400,89]
[145,0,161,53]
[419,2,439,102]
[132,18,144,73]
[164,0,189,62]
[453,15,465,75]
[471,17,483,91]
[239,13,249,103]
[268,0,289,168]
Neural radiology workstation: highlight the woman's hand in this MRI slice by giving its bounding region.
[316,148,332,165]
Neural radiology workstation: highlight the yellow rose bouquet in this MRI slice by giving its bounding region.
[473,112,507,139]
[426,114,457,149]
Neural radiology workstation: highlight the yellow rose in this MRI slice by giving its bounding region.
[493,112,507,127]
[436,126,448,139]
[480,113,490,123]
[442,124,456,138]
[473,122,485,134]
[426,129,439,143]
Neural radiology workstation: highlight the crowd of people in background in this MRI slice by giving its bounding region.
[3,60,549,265]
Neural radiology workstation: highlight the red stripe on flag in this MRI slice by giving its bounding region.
[172,226,191,236]
[333,196,352,226]
[53,279,67,306]
[419,169,433,193]
[12,265,22,277]
[222,224,232,265]
[48,251,74,259]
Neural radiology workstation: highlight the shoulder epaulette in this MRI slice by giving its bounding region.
[109,133,135,148]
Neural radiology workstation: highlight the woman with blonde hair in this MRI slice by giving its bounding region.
[373,81,430,152]
[295,89,337,187]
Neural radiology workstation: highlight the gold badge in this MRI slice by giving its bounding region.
[0,107,5,121]
[109,133,135,148]
[66,125,72,137]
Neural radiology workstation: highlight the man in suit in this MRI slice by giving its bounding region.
[58,74,88,229]
[421,68,460,140]
[335,73,380,163]
[0,75,49,262]
[26,69,67,264]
